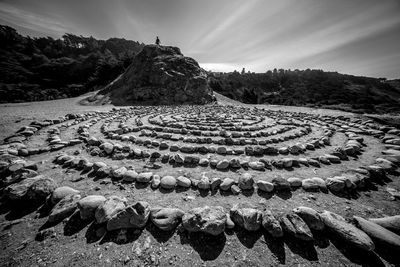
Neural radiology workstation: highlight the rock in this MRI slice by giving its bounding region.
[51,186,80,205]
[293,206,324,230]
[151,175,161,189]
[238,173,254,190]
[271,176,290,191]
[369,215,400,235]
[354,216,400,252]
[182,206,226,235]
[231,185,241,195]
[320,211,374,251]
[257,180,274,192]
[210,177,222,191]
[78,195,107,220]
[136,172,153,183]
[287,177,302,188]
[122,170,138,182]
[198,176,210,190]
[150,207,184,231]
[326,177,346,192]
[27,176,57,201]
[160,176,177,190]
[102,142,114,154]
[107,201,150,231]
[177,176,191,188]
[111,166,127,179]
[302,177,326,191]
[280,213,313,241]
[262,209,283,237]
[248,161,264,170]
[220,178,235,191]
[95,196,127,224]
[230,204,262,231]
[216,159,230,170]
[48,194,81,223]
[282,158,293,168]
[226,213,235,229]
[92,45,215,105]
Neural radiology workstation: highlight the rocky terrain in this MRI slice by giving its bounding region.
[0,92,400,267]
[85,45,215,106]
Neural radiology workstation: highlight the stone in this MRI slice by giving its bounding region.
[51,186,80,205]
[198,176,210,190]
[248,161,264,170]
[280,213,313,241]
[111,166,127,179]
[287,177,302,188]
[238,173,254,190]
[216,159,230,170]
[107,201,150,231]
[231,185,241,195]
[176,176,191,188]
[293,206,324,230]
[91,45,215,105]
[271,176,290,191]
[354,216,400,252]
[48,194,81,223]
[160,176,177,190]
[102,142,114,154]
[226,213,235,229]
[262,209,283,237]
[78,195,107,220]
[150,207,184,231]
[257,180,274,192]
[220,178,235,191]
[182,206,226,235]
[27,176,57,201]
[302,177,326,191]
[136,172,153,183]
[282,158,293,168]
[151,175,161,189]
[326,177,346,192]
[95,196,127,224]
[320,211,374,251]
[230,204,262,231]
[210,177,222,191]
[122,170,138,182]
[369,215,400,235]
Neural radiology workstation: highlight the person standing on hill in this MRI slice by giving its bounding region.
[155,36,160,45]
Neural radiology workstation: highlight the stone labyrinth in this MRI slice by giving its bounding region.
[1,104,400,262]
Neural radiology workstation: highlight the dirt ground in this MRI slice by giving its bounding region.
[0,92,399,267]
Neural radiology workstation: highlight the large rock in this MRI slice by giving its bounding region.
[160,176,177,189]
[230,204,262,231]
[26,176,57,201]
[262,209,283,237]
[238,173,254,190]
[48,194,81,223]
[280,213,313,241]
[182,206,226,235]
[353,216,400,252]
[93,45,215,105]
[50,186,80,205]
[77,195,106,220]
[95,196,127,224]
[369,215,400,235]
[107,201,150,231]
[150,207,184,231]
[293,206,324,230]
[320,211,374,251]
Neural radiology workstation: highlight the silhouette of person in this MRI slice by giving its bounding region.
[155,36,160,45]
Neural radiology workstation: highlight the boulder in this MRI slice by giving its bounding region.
[136,172,153,183]
[216,159,230,170]
[280,213,313,241]
[51,186,80,205]
[177,176,191,188]
[326,177,346,192]
[293,206,324,230]
[257,180,274,193]
[26,176,57,201]
[262,209,283,237]
[320,211,374,251]
[369,215,400,235]
[48,194,81,223]
[150,207,184,231]
[160,176,177,190]
[210,177,222,191]
[230,204,262,231]
[107,201,150,231]
[182,206,226,235]
[354,216,400,252]
[287,177,302,188]
[198,176,210,190]
[95,196,127,224]
[122,170,138,182]
[271,176,290,191]
[78,195,106,220]
[92,45,215,105]
[151,175,161,189]
[220,178,235,191]
[238,173,254,190]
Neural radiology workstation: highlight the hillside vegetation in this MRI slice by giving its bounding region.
[0,25,144,102]
[209,70,400,114]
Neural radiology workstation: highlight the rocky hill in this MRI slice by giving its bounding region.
[86,45,215,105]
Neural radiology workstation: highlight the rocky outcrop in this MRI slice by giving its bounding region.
[89,45,215,105]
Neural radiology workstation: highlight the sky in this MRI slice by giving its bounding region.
[1,0,399,78]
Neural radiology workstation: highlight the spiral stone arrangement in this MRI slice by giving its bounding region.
[1,104,400,265]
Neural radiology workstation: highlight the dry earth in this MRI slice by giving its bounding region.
[0,92,399,267]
